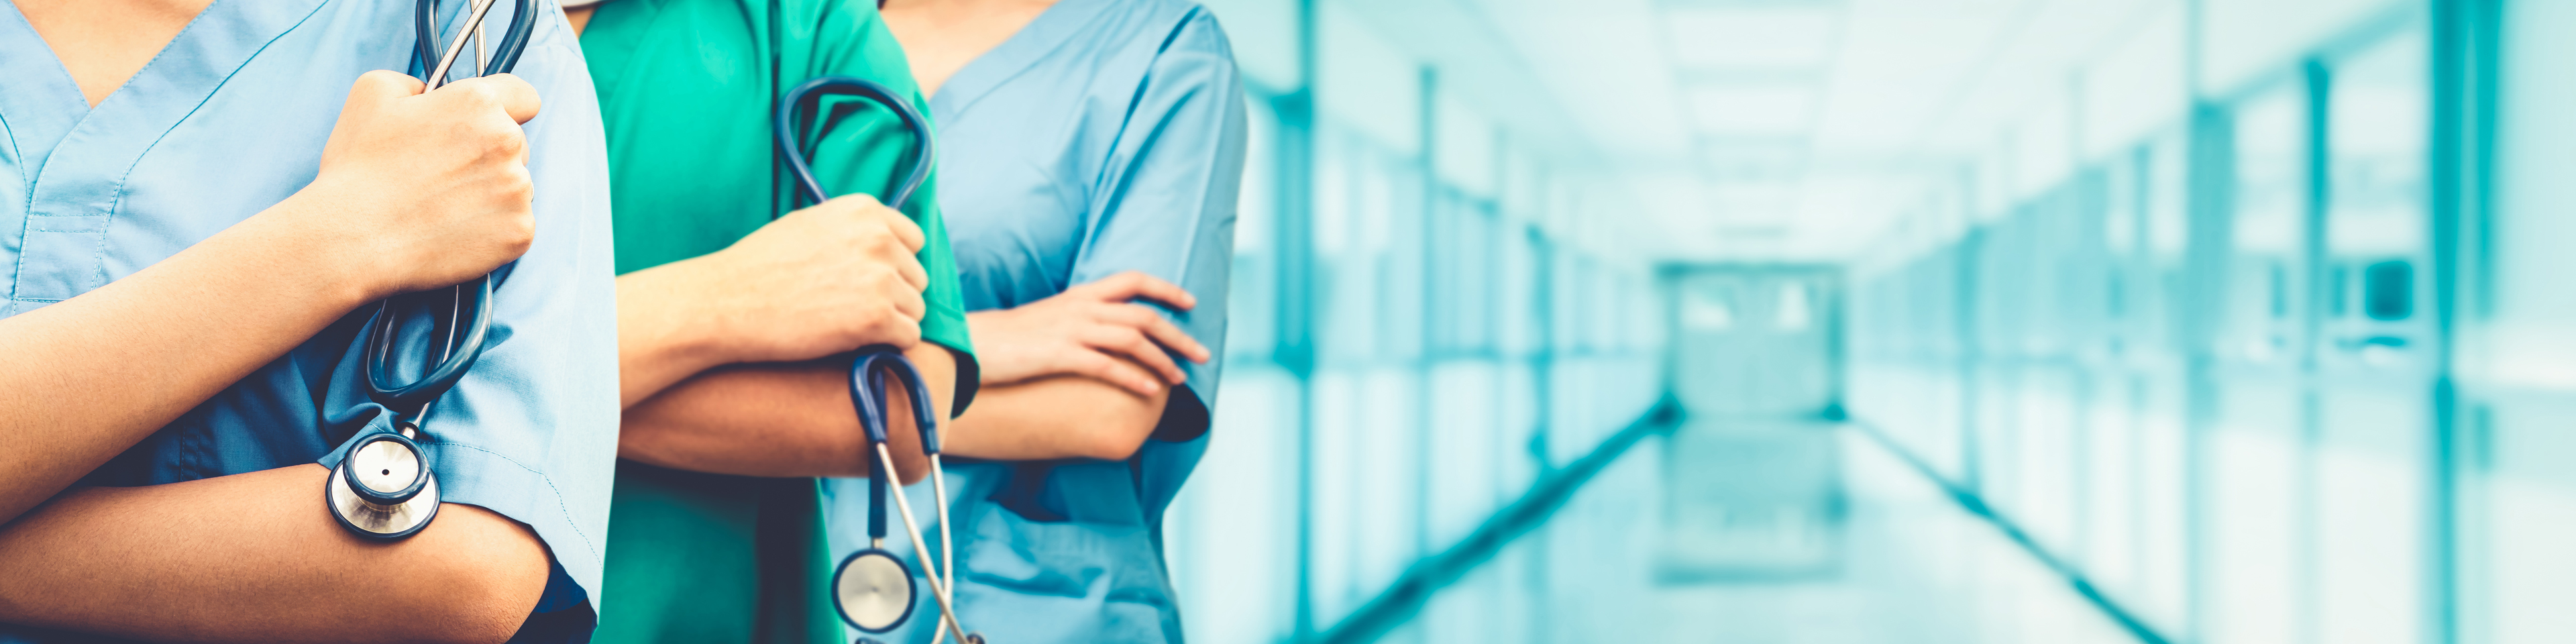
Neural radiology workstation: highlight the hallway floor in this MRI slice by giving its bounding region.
[1392,421,2149,644]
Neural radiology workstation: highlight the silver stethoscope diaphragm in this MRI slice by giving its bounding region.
[327,429,441,539]
[833,545,918,633]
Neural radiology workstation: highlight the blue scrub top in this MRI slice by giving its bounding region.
[0,1,617,641]
[818,0,1246,641]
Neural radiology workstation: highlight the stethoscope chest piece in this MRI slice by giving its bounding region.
[327,427,441,539]
[833,546,918,633]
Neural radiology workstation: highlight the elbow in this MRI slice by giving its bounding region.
[1073,431,1152,462]
[407,505,554,644]
[1067,403,1165,462]
[1058,378,1177,462]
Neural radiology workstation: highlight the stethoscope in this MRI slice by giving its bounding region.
[325,0,537,541]
[773,76,980,643]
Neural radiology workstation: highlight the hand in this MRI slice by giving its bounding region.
[284,70,543,301]
[967,272,1211,396]
[688,195,931,364]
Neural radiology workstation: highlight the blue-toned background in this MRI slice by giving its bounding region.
[1152,1,2565,643]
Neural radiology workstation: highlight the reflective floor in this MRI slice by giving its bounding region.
[1381,421,2143,644]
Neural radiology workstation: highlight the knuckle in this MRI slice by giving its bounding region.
[477,127,521,158]
[464,81,505,107]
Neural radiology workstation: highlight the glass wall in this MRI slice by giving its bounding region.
[1850,3,2573,643]
[1163,3,1665,641]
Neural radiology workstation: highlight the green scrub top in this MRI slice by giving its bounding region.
[578,0,974,642]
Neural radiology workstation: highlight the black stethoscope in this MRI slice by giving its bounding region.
[774,76,979,643]
[325,0,537,541]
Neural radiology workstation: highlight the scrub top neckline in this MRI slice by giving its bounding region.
[924,0,1112,121]
[0,3,93,120]
[0,0,328,142]
[1,0,331,305]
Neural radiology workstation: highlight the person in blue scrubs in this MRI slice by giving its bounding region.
[823,0,1246,641]
[0,1,616,642]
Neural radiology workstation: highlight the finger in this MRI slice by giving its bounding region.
[1083,271,1197,310]
[444,74,543,123]
[1084,327,1187,385]
[871,205,927,254]
[1123,305,1212,363]
[877,314,923,349]
[894,254,930,292]
[1100,304,1209,363]
[819,193,885,215]
[891,285,928,322]
[348,70,427,105]
[1067,351,1164,397]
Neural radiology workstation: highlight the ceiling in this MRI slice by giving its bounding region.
[1341,0,2188,262]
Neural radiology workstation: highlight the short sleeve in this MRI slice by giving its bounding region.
[1066,11,1248,438]
[794,0,979,409]
[315,3,621,627]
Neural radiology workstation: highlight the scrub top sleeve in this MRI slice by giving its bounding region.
[1068,12,1249,419]
[799,0,979,407]
[318,6,621,621]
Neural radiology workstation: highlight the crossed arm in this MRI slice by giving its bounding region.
[0,74,557,644]
[615,232,1204,478]
[941,272,1214,462]
[609,195,958,482]
[0,223,549,644]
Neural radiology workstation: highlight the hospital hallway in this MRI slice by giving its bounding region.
[1138,0,2576,643]
[1392,419,2148,644]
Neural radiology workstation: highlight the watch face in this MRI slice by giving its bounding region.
[834,549,917,633]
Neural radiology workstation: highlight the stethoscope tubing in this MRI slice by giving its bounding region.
[847,351,969,642]
[363,274,493,413]
[773,60,963,642]
[363,0,536,421]
[871,442,971,643]
[331,0,539,542]
[414,0,535,85]
[773,76,936,211]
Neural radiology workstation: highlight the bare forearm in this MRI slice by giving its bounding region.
[0,206,372,523]
[620,344,958,481]
[945,375,1169,462]
[0,465,550,644]
[614,262,729,408]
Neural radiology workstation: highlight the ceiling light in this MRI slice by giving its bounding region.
[1684,84,1819,136]
[1666,7,1841,71]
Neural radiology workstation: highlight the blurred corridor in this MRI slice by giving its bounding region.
[1153,0,2573,643]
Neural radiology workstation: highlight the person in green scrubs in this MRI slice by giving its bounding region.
[565,1,977,643]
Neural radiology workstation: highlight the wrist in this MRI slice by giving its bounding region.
[962,310,1032,385]
[619,257,739,369]
[244,192,382,309]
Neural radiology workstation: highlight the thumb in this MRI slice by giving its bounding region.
[345,70,427,109]
[444,74,544,124]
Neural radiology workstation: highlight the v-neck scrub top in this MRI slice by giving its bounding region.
[0,1,619,643]
[817,0,1247,641]
[575,1,976,643]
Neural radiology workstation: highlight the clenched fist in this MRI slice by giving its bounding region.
[691,195,932,364]
[286,70,543,300]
